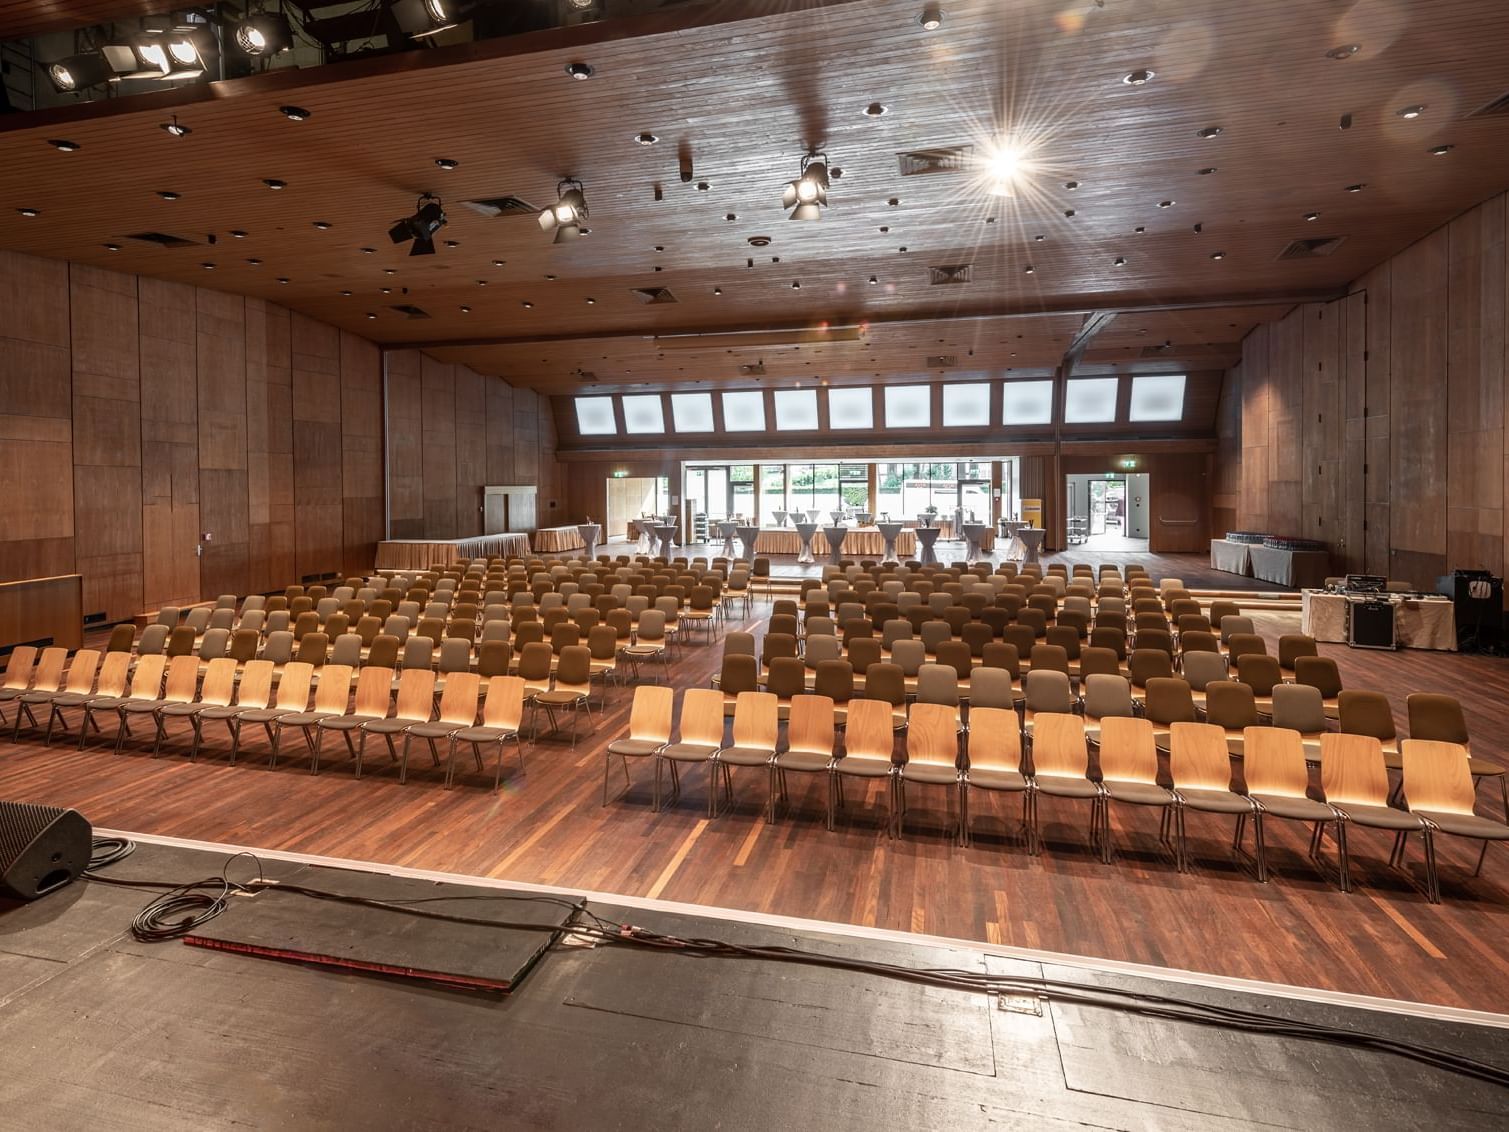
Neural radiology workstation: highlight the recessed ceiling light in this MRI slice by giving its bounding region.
[1210,251,1226,260]
[879,226,890,233]
[1064,209,1075,217]
[460,305,471,313]
[434,157,459,170]
[104,242,120,251]
[360,246,375,254]
[1158,199,1174,207]
[277,277,290,284]
[791,280,801,289]
[565,62,593,79]
[1113,256,1127,266]
[863,102,888,117]
[1198,166,1217,175]
[279,105,311,121]
[868,275,878,285]
[713,287,722,295]
[384,268,396,275]
[634,132,659,146]
[366,312,376,319]
[263,178,286,190]
[1122,69,1155,85]
[1196,126,1223,139]
[1396,104,1426,119]
[159,116,190,138]
[201,262,215,270]
[696,181,709,191]
[246,257,262,265]
[444,239,458,248]
[313,220,332,230]
[492,259,505,266]
[1304,211,1320,221]
[229,229,248,238]
[47,138,81,152]
[522,301,533,308]
[888,197,900,206]
[1023,265,1034,274]
[1326,44,1360,59]
[918,2,942,30]
[17,207,39,217]
[1345,183,1365,192]
[1065,180,1080,190]
[477,279,488,286]
[1134,225,1145,233]
[1034,234,1045,241]
[156,190,180,200]
[724,212,737,222]
[1429,144,1454,156]
[381,287,392,294]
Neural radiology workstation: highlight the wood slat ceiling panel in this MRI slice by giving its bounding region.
[1,0,1507,391]
[0,1,167,40]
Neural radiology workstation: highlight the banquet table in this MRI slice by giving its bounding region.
[1248,544,1330,588]
[1209,539,1254,577]
[374,534,531,570]
[533,526,586,553]
[753,526,918,557]
[1301,590,1457,651]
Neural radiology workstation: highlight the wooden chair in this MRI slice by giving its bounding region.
[1407,692,1507,820]
[117,655,198,756]
[1024,713,1100,857]
[0,646,40,725]
[768,694,836,824]
[713,690,779,816]
[1240,727,1345,886]
[1167,721,1256,873]
[1096,716,1176,864]
[448,675,526,790]
[831,697,898,834]
[197,659,275,764]
[313,665,394,774]
[960,707,1029,847]
[1399,739,1509,903]
[11,647,79,739]
[897,701,963,843]
[47,651,128,746]
[532,645,594,746]
[654,687,725,814]
[1319,732,1430,895]
[402,673,481,784]
[603,684,673,805]
[266,664,352,770]
[157,656,237,760]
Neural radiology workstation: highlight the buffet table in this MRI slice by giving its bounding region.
[533,526,586,553]
[374,534,531,570]
[1247,544,1330,588]
[1301,590,1458,651]
[754,526,918,558]
[1209,539,1254,577]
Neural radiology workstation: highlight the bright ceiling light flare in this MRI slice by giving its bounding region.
[980,139,1035,198]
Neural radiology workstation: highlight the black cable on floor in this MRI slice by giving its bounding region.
[86,836,136,872]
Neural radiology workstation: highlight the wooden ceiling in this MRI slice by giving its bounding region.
[2,0,1508,396]
[0,0,162,41]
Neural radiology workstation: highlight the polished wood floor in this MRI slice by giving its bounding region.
[3,550,1507,1013]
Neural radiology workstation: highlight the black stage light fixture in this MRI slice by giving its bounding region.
[46,51,114,92]
[389,193,447,255]
[101,32,206,80]
[782,153,829,221]
[232,11,294,56]
[392,0,462,39]
[538,178,588,243]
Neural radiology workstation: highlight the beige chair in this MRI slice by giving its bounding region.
[1025,713,1102,857]
[449,675,527,791]
[961,707,1029,847]
[831,697,898,834]
[1399,739,1509,903]
[603,684,673,805]
[313,665,395,775]
[654,687,725,814]
[533,645,594,747]
[356,668,436,780]
[897,701,963,842]
[75,653,154,749]
[12,647,85,740]
[713,690,779,816]
[267,664,353,771]
[768,694,836,824]
[198,659,275,764]
[1240,727,1345,886]
[42,649,115,746]
[118,655,198,756]
[402,672,481,784]
[156,656,238,760]
[1167,721,1255,873]
[1319,732,1430,895]
[1096,715,1177,864]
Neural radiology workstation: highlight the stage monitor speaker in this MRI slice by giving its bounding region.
[1348,599,1397,651]
[0,801,92,901]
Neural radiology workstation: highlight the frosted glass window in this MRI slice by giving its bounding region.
[621,394,665,434]
[1064,377,1119,423]
[1128,374,1186,421]
[773,388,819,431]
[721,390,766,432]
[942,383,991,426]
[1001,380,1053,425]
[884,384,931,428]
[827,386,873,429]
[575,396,616,435]
[670,392,714,432]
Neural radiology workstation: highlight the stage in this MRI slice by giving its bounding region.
[0,834,1506,1128]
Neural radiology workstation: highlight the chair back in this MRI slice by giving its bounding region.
[1338,690,1396,741]
[272,661,315,710]
[1319,732,1390,808]
[915,663,960,707]
[61,649,102,694]
[312,664,355,713]
[482,676,526,730]
[555,645,592,691]
[236,660,275,709]
[1024,669,1074,714]
[1400,739,1477,817]
[352,665,395,717]
[1098,716,1159,784]
[1029,713,1089,778]
[127,653,168,699]
[627,685,674,743]
[393,668,437,723]
[437,672,481,725]
[29,647,68,693]
[1168,722,1234,791]
[786,695,835,758]
[1203,680,1257,730]
[906,702,959,772]
[732,691,779,750]
[1143,677,1196,726]
[1270,683,1327,733]
[198,657,239,707]
[1242,727,1310,798]
[1406,693,1469,745]
[842,698,895,761]
[1082,673,1133,720]
[678,688,726,747]
[966,708,1021,773]
[967,667,1015,712]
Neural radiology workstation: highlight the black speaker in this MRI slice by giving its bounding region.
[0,802,92,901]
[1348,598,1397,651]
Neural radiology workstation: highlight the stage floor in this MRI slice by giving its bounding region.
[1,837,1506,1129]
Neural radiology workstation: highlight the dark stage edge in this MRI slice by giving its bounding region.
[0,840,1506,1131]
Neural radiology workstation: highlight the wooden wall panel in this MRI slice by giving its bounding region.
[197,289,250,600]
[485,378,516,487]
[249,302,297,593]
[1339,290,1369,574]
[386,349,425,539]
[1265,310,1304,536]
[454,365,487,539]
[291,313,344,579]
[138,278,201,609]
[1301,301,1343,550]
[1211,365,1241,538]
[1238,324,1270,532]
[421,355,458,539]
[340,331,386,576]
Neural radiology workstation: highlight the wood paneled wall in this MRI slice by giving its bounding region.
[384,349,562,541]
[0,250,387,622]
[1223,190,1508,591]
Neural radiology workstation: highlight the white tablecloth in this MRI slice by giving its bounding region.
[375,534,531,570]
[1249,545,1331,588]
[1210,539,1253,576]
[1301,590,1457,651]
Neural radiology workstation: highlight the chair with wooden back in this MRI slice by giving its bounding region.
[118,654,199,756]
[0,646,40,724]
[897,701,963,843]
[356,668,436,780]
[1096,716,1176,864]
[10,647,74,738]
[713,690,779,816]
[1166,721,1255,873]
[604,684,673,806]
[1400,739,1509,902]
[157,656,237,760]
[1408,692,1506,820]
[449,675,527,790]
[313,665,395,774]
[655,687,726,814]
[263,663,348,770]
[1240,726,1345,886]
[961,707,1028,847]
[400,672,481,785]
[1024,712,1100,857]
[831,697,899,834]
[1318,732,1429,895]
[769,694,836,824]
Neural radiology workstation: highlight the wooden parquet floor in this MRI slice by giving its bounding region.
[3,550,1508,1013]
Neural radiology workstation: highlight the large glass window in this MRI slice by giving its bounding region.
[876,462,958,519]
[884,384,932,428]
[760,465,787,524]
[620,394,664,434]
[827,386,873,429]
[1128,374,1186,421]
[721,391,766,432]
[942,383,991,426]
[575,396,617,435]
[1064,377,1120,423]
[773,388,819,431]
[670,392,714,432]
[1001,380,1053,425]
[840,464,870,511]
[729,464,755,521]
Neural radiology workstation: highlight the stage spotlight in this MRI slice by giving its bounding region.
[538,178,588,243]
[46,52,112,92]
[388,193,448,255]
[101,34,205,80]
[232,12,294,56]
[392,0,461,38]
[781,154,829,220]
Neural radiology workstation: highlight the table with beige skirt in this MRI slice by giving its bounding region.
[533,525,587,553]
[374,534,532,571]
[1301,590,1458,651]
[754,526,918,558]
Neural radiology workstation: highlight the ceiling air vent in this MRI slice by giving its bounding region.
[926,355,958,368]
[928,263,972,285]
[460,195,538,217]
[631,286,677,304]
[1469,91,1509,117]
[897,145,973,176]
[739,362,766,376]
[390,304,431,319]
[1278,235,1347,260]
[124,231,198,247]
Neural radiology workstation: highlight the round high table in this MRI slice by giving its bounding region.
[805,510,820,524]
[735,524,761,564]
[915,526,941,566]
[638,518,657,554]
[772,509,789,528]
[1017,527,1046,566]
[575,523,601,562]
[961,523,990,564]
[876,521,904,563]
[717,521,739,558]
[652,523,678,559]
[823,525,849,566]
[794,522,819,564]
